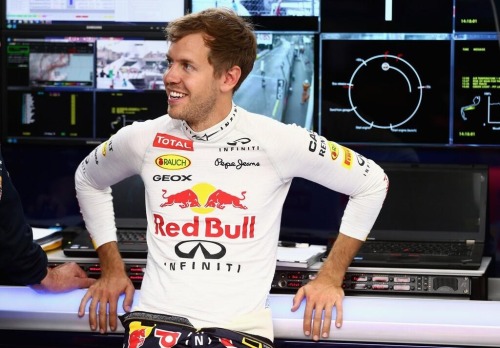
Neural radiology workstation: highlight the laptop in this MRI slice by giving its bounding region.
[348,163,489,270]
[63,175,148,259]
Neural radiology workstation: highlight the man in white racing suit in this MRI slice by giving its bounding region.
[75,7,388,347]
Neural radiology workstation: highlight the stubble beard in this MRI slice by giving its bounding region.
[167,85,219,130]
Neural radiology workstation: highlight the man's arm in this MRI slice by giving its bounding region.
[78,241,135,333]
[0,149,95,291]
[30,262,96,292]
[291,233,363,341]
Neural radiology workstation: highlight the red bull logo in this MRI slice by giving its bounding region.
[160,189,201,208]
[204,189,247,210]
[160,183,247,213]
[157,184,254,239]
[153,215,255,239]
[127,321,155,348]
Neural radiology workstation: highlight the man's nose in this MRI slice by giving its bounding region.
[163,65,180,85]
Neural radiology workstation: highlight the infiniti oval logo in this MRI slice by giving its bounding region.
[226,137,251,146]
[174,240,226,259]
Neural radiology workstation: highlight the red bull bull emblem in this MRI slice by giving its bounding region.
[160,184,247,212]
[127,321,155,348]
[161,189,201,208]
[204,190,247,210]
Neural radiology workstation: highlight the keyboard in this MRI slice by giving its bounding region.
[117,229,146,243]
[359,241,473,257]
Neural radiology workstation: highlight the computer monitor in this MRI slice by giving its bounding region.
[455,0,500,32]
[235,31,317,130]
[1,30,317,145]
[319,32,452,146]
[4,0,187,31]
[189,0,319,31]
[279,177,345,246]
[321,0,453,33]
[1,31,168,145]
[453,33,500,146]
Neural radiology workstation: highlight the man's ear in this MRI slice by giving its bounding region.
[220,65,242,92]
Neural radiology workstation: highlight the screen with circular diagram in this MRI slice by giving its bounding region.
[319,33,452,146]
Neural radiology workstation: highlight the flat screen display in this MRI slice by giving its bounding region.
[319,33,452,146]
[455,0,500,32]
[4,0,186,31]
[321,0,453,33]
[2,32,168,145]
[235,31,317,130]
[189,0,319,31]
[1,30,317,145]
[453,33,500,145]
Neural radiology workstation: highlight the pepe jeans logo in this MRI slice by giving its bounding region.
[214,158,260,170]
[174,240,226,259]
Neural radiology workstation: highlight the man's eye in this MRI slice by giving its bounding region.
[184,64,194,71]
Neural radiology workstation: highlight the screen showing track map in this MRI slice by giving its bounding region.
[320,33,451,146]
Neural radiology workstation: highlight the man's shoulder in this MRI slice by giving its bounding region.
[238,108,287,129]
[124,114,180,133]
[237,108,305,138]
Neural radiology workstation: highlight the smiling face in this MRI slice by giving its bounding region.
[163,33,235,132]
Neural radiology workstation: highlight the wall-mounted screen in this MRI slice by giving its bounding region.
[1,30,316,145]
[453,33,500,145]
[321,0,453,33]
[189,0,319,31]
[4,0,186,31]
[235,31,317,130]
[2,31,169,145]
[455,0,500,32]
[319,33,452,146]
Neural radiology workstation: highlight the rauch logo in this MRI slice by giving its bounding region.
[155,154,191,170]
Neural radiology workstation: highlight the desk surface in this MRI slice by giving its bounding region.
[1,286,500,346]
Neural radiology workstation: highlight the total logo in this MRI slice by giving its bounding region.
[160,183,247,213]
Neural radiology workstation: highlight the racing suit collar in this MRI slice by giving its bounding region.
[181,104,239,142]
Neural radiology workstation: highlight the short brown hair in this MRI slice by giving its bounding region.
[165,8,257,92]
